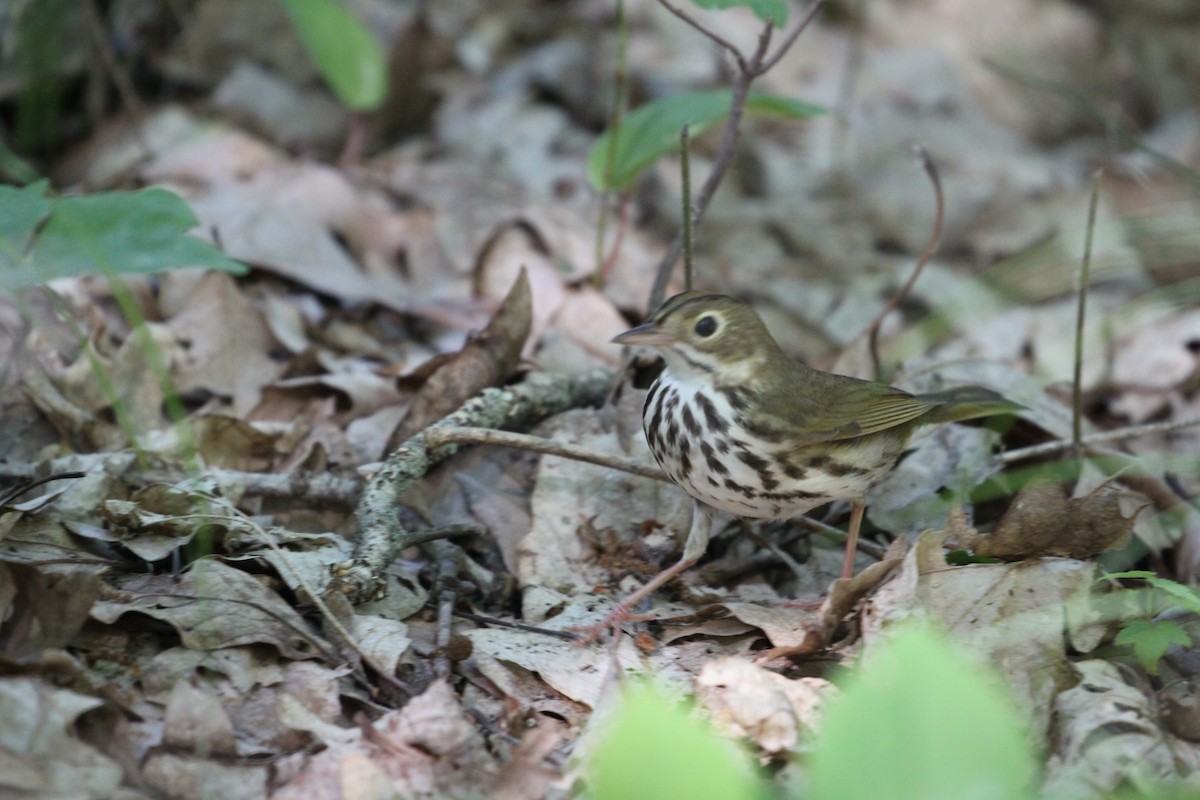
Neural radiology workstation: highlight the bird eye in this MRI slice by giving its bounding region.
[694,315,718,337]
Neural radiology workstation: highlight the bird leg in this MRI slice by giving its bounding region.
[840,503,865,579]
[574,503,714,646]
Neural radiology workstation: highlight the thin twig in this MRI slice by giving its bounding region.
[0,471,86,507]
[426,427,896,564]
[1073,170,1103,456]
[451,609,578,641]
[850,146,944,379]
[647,2,821,308]
[999,418,1200,464]
[424,426,666,481]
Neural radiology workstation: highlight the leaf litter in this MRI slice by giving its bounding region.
[4,1,1200,798]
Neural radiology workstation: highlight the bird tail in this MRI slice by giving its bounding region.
[918,386,1023,424]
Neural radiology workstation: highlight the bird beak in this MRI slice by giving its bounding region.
[612,321,674,347]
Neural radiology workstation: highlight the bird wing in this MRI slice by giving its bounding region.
[757,367,936,446]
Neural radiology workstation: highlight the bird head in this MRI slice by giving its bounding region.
[612,292,780,384]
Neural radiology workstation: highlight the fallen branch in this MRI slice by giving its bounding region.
[331,369,611,603]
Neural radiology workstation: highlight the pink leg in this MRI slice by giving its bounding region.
[841,503,865,579]
[575,503,714,646]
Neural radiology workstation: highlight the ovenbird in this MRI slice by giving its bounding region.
[605,291,1019,626]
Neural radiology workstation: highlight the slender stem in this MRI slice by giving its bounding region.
[680,124,694,291]
[594,0,630,286]
[1073,170,1103,456]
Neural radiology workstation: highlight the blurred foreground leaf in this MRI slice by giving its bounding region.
[808,623,1037,800]
[588,681,765,800]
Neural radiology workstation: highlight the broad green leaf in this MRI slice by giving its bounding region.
[1115,619,1191,675]
[0,185,245,290]
[808,623,1037,800]
[588,682,765,800]
[691,0,788,26]
[588,89,824,190]
[276,0,386,111]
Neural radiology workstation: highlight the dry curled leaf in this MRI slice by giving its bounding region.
[960,480,1139,560]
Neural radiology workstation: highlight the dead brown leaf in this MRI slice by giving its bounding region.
[390,267,531,445]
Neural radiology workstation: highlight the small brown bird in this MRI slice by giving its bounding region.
[603,291,1019,631]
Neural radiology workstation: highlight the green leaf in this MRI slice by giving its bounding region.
[0,184,245,290]
[1101,570,1158,581]
[1102,571,1200,617]
[1115,619,1192,675]
[588,89,824,190]
[588,682,765,800]
[276,0,386,111]
[808,623,1038,800]
[944,549,999,566]
[691,0,789,26]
